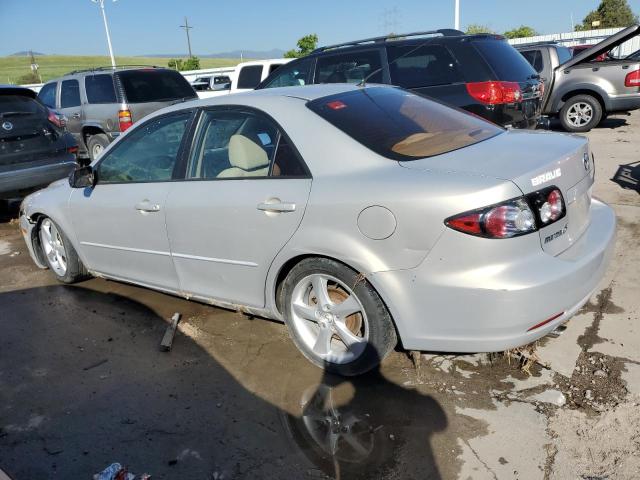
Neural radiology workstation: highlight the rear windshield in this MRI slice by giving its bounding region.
[307,87,502,161]
[117,69,196,103]
[0,94,46,117]
[473,39,537,81]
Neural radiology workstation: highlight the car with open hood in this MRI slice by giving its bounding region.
[516,24,640,132]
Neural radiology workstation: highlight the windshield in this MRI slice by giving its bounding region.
[117,69,196,103]
[0,94,46,117]
[307,87,502,161]
[473,39,538,81]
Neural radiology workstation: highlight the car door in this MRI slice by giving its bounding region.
[59,79,83,145]
[70,110,194,291]
[164,107,312,307]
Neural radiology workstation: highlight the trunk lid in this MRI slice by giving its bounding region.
[400,130,594,255]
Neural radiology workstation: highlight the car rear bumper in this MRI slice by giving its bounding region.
[0,158,76,196]
[607,93,640,113]
[369,199,616,352]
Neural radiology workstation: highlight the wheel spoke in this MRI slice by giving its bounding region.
[292,301,318,322]
[330,295,361,318]
[313,327,333,355]
[334,320,365,348]
[311,276,332,308]
[343,431,371,456]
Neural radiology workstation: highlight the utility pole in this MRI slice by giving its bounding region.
[92,0,117,68]
[454,0,460,30]
[180,17,193,58]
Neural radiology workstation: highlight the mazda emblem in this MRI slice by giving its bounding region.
[1,121,13,131]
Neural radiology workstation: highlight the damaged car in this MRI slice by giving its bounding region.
[20,84,616,375]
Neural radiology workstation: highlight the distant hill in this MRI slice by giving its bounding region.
[10,51,46,56]
[142,49,286,59]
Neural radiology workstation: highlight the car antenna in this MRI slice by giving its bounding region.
[358,35,452,88]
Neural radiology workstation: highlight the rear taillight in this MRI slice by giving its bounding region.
[47,109,64,128]
[445,186,565,239]
[625,69,640,88]
[118,109,133,132]
[466,81,523,105]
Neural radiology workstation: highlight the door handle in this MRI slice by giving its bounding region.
[71,113,81,119]
[135,201,160,213]
[257,201,296,213]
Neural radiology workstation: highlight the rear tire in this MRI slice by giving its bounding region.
[87,133,110,162]
[280,257,397,376]
[38,217,88,284]
[559,94,602,132]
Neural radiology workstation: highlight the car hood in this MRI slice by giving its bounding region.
[560,24,640,68]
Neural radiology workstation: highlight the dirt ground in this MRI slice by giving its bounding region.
[1,112,639,479]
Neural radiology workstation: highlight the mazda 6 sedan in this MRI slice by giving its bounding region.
[20,84,616,376]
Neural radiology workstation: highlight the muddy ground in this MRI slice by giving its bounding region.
[1,112,639,479]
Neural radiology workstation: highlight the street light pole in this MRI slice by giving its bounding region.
[454,0,460,30]
[92,0,117,68]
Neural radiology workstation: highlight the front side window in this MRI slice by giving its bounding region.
[237,66,264,89]
[388,44,464,88]
[260,57,314,88]
[85,74,117,103]
[307,87,502,161]
[315,50,382,84]
[98,112,190,183]
[37,82,57,108]
[188,109,306,179]
[60,79,81,108]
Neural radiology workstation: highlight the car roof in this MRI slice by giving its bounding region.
[0,85,37,99]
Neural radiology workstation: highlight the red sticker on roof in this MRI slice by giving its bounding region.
[327,100,347,110]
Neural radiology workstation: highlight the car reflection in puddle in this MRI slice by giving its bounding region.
[281,362,448,479]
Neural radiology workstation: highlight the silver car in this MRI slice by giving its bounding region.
[19,84,616,376]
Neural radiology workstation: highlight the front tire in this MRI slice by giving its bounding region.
[559,94,602,132]
[39,217,88,284]
[280,257,397,376]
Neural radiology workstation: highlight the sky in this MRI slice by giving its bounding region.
[1,0,639,57]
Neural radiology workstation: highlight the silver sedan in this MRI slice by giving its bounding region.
[20,84,616,375]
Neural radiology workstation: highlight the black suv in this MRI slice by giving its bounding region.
[258,30,543,129]
[1,85,77,199]
[37,66,197,161]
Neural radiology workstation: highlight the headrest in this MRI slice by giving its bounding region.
[228,134,269,171]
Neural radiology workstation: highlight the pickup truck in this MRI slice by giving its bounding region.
[516,25,640,132]
[194,59,291,99]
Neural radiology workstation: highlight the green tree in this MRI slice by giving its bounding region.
[576,0,638,30]
[168,56,200,71]
[503,25,539,39]
[284,34,319,58]
[465,24,494,34]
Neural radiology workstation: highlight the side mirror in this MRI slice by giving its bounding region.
[69,165,95,188]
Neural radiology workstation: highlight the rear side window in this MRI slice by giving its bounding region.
[37,83,57,108]
[60,79,81,108]
[315,50,382,84]
[0,95,46,116]
[85,74,117,103]
[307,87,502,161]
[237,66,263,89]
[261,57,314,88]
[387,44,464,88]
[473,39,537,81]
[520,49,544,73]
[557,47,572,65]
[117,69,196,103]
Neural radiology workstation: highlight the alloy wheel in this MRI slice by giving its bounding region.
[566,102,593,127]
[40,219,67,277]
[289,274,369,365]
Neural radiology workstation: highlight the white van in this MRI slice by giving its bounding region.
[195,59,291,98]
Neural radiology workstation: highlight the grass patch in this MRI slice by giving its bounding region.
[0,55,247,84]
